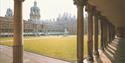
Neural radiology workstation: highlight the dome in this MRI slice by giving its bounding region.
[5,8,13,17]
[30,1,40,13]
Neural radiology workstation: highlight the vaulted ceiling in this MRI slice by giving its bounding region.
[88,0,125,27]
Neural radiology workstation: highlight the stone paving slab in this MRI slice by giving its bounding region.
[94,38,125,63]
[0,45,70,63]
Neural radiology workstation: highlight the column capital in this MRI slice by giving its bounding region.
[85,4,95,15]
[93,10,101,17]
[98,16,106,24]
[97,12,102,19]
[14,0,25,2]
[100,16,106,20]
[73,0,87,6]
[93,7,97,15]
[104,17,109,24]
[106,19,110,24]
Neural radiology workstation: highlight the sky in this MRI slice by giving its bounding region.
[0,0,77,20]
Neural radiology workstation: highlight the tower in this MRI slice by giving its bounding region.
[30,1,40,21]
[5,8,13,17]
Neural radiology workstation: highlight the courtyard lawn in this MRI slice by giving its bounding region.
[0,35,89,62]
[0,37,13,41]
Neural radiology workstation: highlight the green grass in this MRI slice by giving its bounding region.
[0,35,94,62]
[0,37,13,40]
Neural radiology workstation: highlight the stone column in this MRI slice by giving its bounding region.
[93,10,100,57]
[108,23,112,43]
[13,0,24,63]
[73,0,85,63]
[113,25,116,39]
[103,17,108,48]
[100,16,105,51]
[110,24,114,41]
[105,20,109,47]
[108,22,112,43]
[86,4,94,62]
[109,24,112,42]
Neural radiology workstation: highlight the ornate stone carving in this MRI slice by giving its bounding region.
[85,4,95,15]
[14,0,24,2]
[73,0,87,6]
[93,7,99,16]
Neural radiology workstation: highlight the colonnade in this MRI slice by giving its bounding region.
[73,0,116,63]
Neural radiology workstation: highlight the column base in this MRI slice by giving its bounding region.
[116,27,125,38]
[100,47,105,52]
[77,59,83,63]
[13,45,23,63]
[94,51,99,58]
[86,55,94,63]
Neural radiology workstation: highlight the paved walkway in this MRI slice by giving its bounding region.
[0,45,70,63]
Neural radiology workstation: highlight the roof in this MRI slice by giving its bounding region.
[88,0,125,27]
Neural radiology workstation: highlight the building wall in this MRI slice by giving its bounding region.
[0,16,43,36]
[0,15,77,36]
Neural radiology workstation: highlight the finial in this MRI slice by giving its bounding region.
[34,1,37,6]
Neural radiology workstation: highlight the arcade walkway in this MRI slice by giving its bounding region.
[95,37,125,63]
